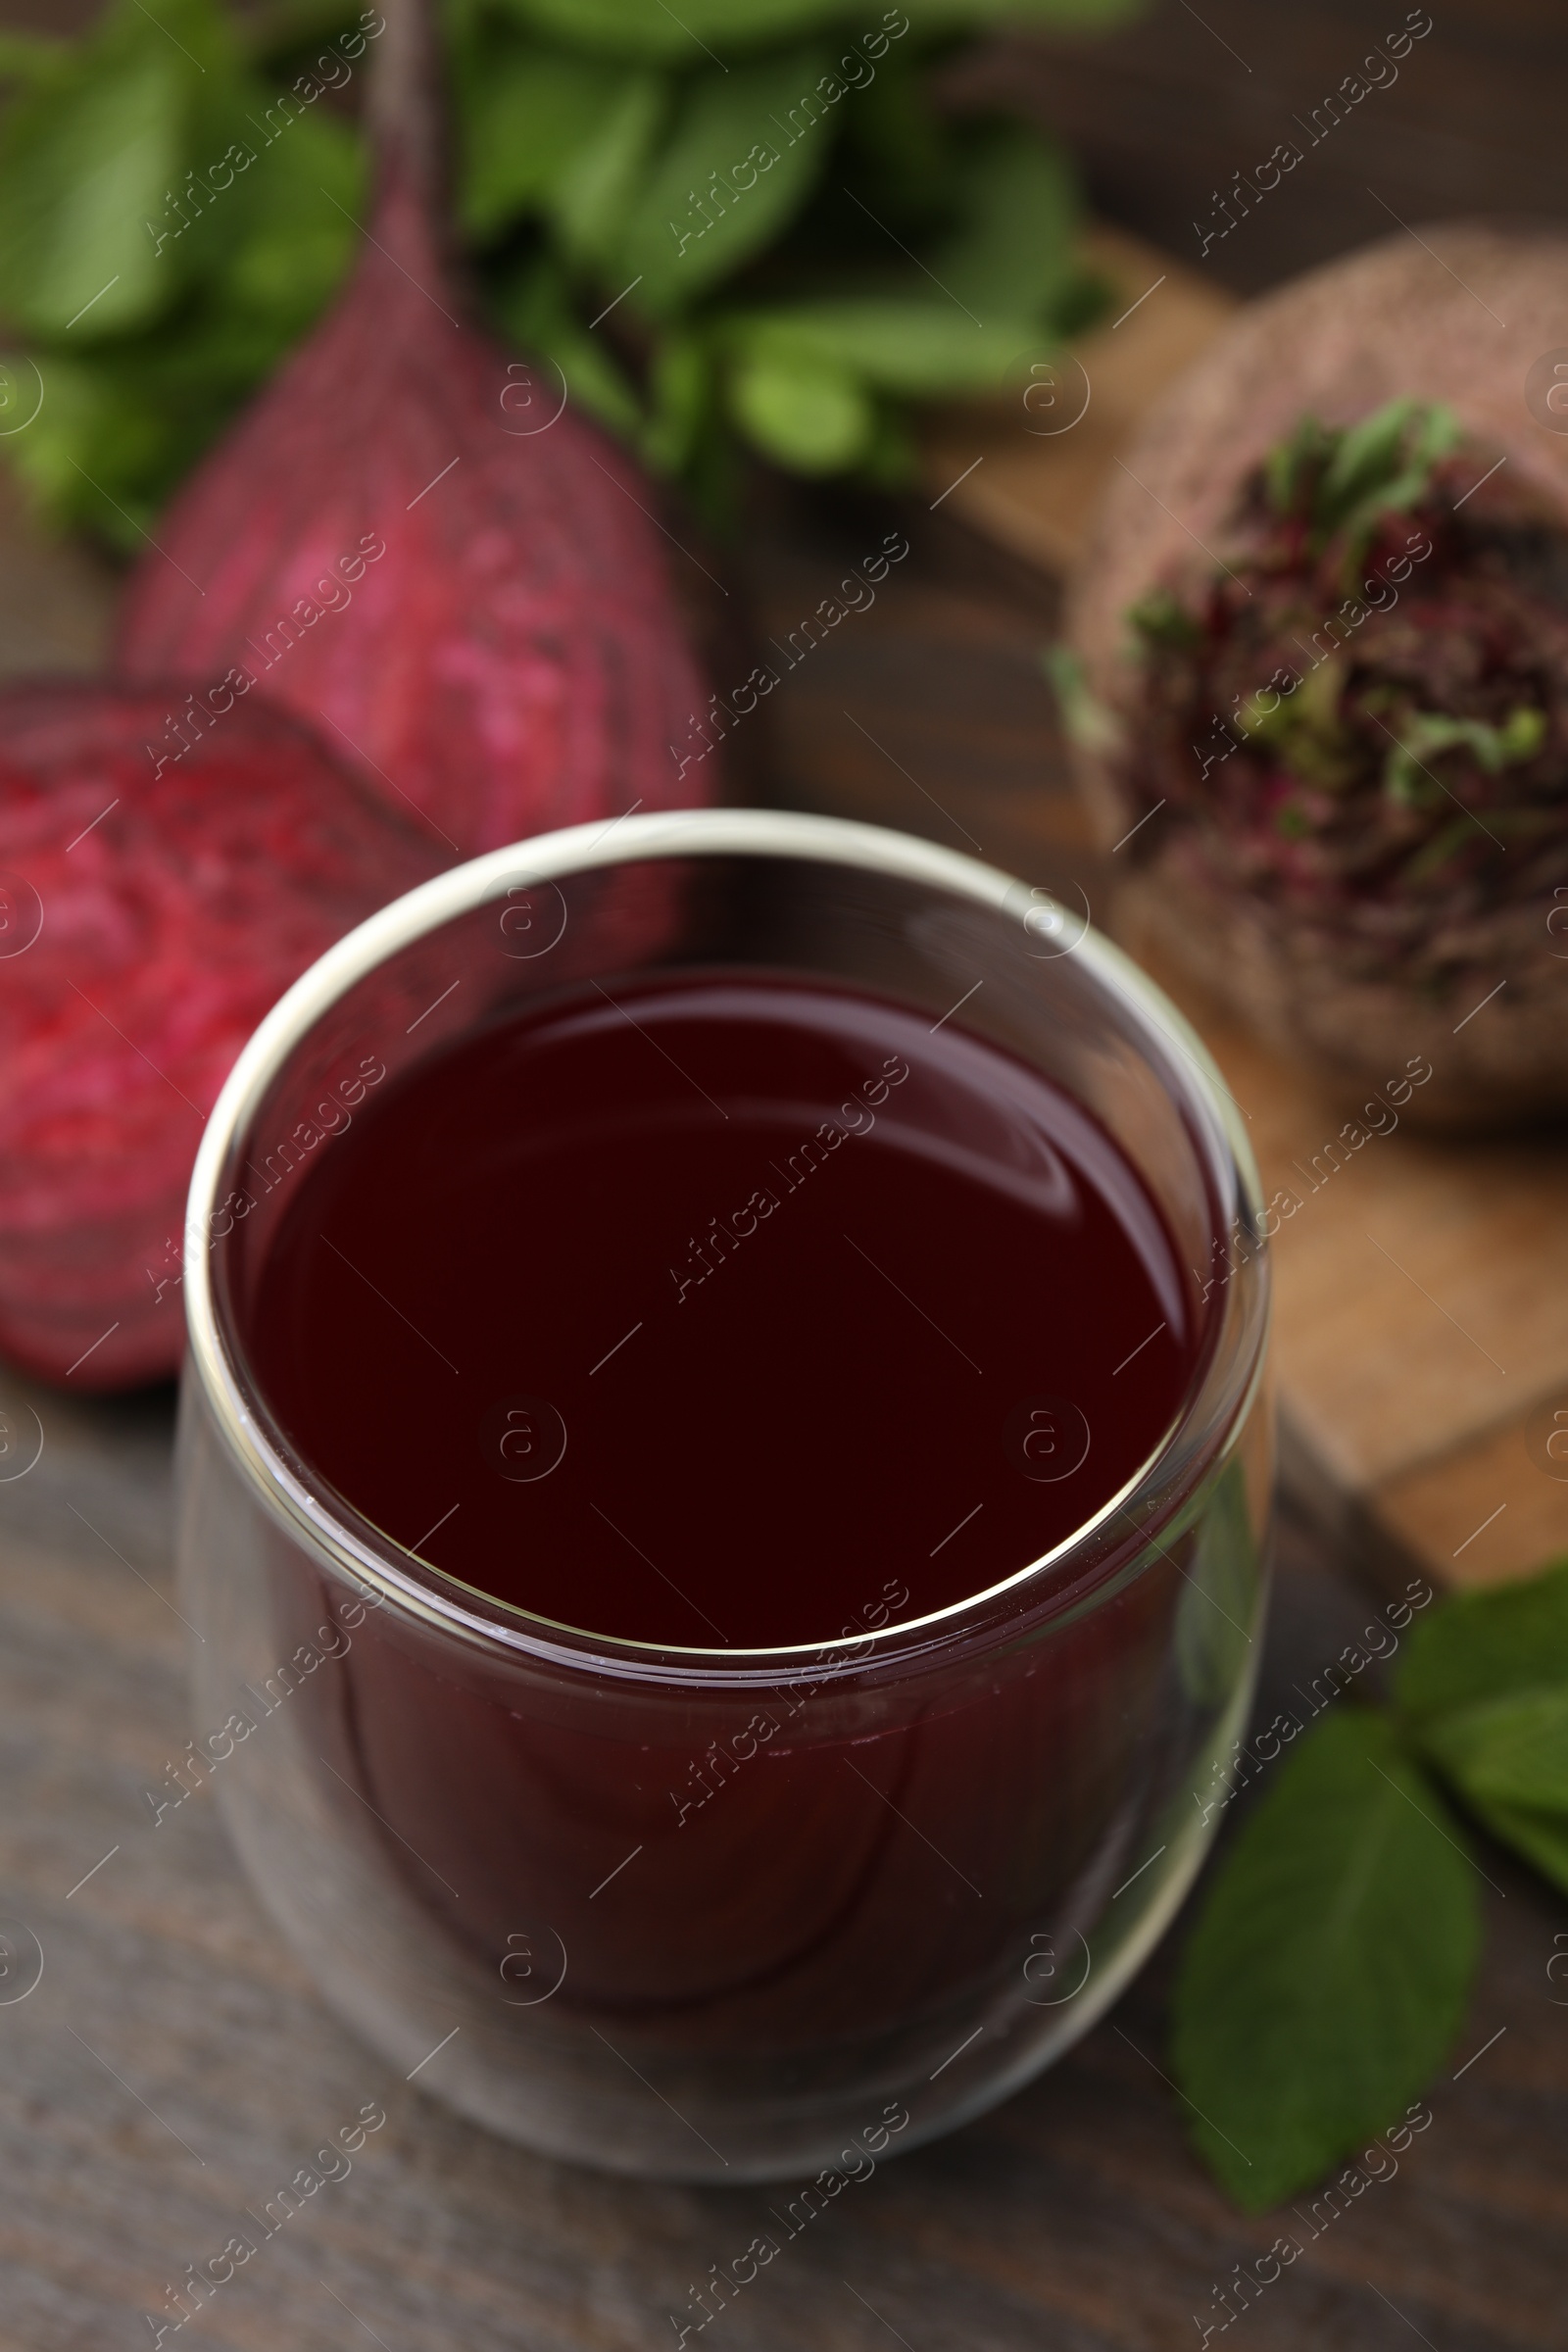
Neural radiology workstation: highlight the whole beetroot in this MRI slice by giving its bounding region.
[0,687,440,1389]
[115,0,713,858]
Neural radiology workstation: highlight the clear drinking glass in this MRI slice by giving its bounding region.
[176,808,1271,2181]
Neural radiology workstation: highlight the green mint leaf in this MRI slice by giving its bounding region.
[491,0,858,64]
[927,122,1079,319]
[2,82,363,547]
[837,47,952,209]
[727,343,872,471]
[3,0,1127,532]
[548,70,667,272]
[486,252,644,444]
[1170,1709,1481,2212]
[490,0,1147,65]
[1406,1585,1568,1891]
[1455,1797,1568,1896]
[7,314,260,550]
[243,2,369,66]
[457,43,632,242]
[728,298,1027,395]
[205,100,363,341]
[0,33,191,339]
[855,399,917,488]
[640,327,716,475]
[1421,1686,1568,1813]
[1394,1554,1568,1725]
[0,32,66,82]
[618,49,835,314]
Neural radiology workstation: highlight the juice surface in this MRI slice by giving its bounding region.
[246,973,1198,1647]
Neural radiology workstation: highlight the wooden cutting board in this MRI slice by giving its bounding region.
[922,228,1568,1595]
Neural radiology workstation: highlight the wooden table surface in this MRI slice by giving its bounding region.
[0,487,1564,2351]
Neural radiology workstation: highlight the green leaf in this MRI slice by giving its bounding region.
[1421,1686,1568,1813]
[0,60,363,546]
[730,297,1025,395]
[456,40,632,242]
[714,265,933,493]
[548,69,667,271]
[1318,398,1444,519]
[1460,1798,1568,1896]
[1398,1564,1568,1891]
[640,326,714,474]
[0,32,67,82]
[1425,1697,1568,1895]
[1245,654,1362,792]
[1263,399,1462,570]
[1394,1554,1568,1726]
[207,98,364,337]
[1383,706,1547,806]
[242,0,371,65]
[901,0,1146,20]
[1264,414,1334,517]
[1321,399,1461,565]
[485,251,644,442]
[492,0,865,63]
[927,121,1079,320]
[0,32,191,338]
[0,353,120,538]
[617,49,833,313]
[727,342,872,470]
[855,399,917,488]
[836,49,954,216]
[7,316,258,549]
[1170,1710,1481,2212]
[496,0,1145,55]
[1127,587,1201,652]
[2,327,260,547]
[0,0,1143,537]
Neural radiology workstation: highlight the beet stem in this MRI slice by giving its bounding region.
[367,0,449,270]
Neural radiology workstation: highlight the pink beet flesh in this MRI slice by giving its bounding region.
[0,686,441,1389]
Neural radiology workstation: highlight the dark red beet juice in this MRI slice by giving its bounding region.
[249,973,1196,1647]
[236,971,1212,2062]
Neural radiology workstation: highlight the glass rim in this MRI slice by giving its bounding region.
[183,807,1269,1682]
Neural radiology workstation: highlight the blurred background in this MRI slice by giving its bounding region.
[5,0,1557,289]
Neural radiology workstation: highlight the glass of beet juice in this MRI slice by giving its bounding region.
[178,809,1270,2180]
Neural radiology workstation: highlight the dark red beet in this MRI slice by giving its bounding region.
[114,0,713,856]
[0,686,440,1389]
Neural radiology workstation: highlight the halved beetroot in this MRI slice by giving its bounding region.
[0,685,442,1388]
